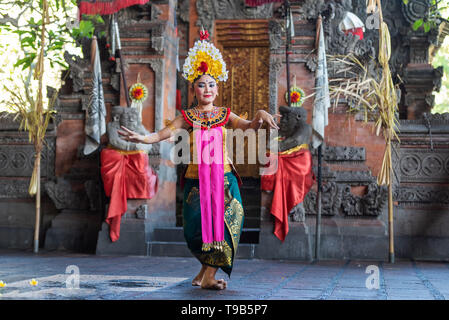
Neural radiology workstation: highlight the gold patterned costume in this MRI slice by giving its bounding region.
[181,106,244,277]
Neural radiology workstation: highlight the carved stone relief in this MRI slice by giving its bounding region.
[117,2,162,22]
[196,0,274,37]
[268,20,283,51]
[304,180,387,217]
[177,0,190,23]
[321,146,366,162]
[304,182,342,216]
[399,149,449,183]
[0,137,55,178]
[269,56,282,114]
[64,51,88,93]
[0,119,55,199]
[341,183,387,216]
[44,178,90,210]
[394,113,449,207]
[148,58,165,131]
[0,179,34,199]
[401,0,429,24]
[150,23,166,54]
[394,186,449,206]
[296,0,374,67]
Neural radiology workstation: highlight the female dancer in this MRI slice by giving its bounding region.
[118,30,279,290]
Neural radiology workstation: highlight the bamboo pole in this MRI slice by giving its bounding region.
[388,155,394,263]
[376,0,395,263]
[32,0,48,254]
[33,154,41,253]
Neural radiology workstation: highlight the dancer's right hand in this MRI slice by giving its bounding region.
[118,126,147,143]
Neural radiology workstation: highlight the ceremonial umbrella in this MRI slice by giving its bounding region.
[339,11,365,40]
[78,0,152,107]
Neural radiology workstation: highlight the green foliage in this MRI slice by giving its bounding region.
[402,0,449,113]
[432,37,449,114]
[0,1,103,71]
[404,0,449,33]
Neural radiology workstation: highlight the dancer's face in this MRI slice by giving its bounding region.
[193,74,218,106]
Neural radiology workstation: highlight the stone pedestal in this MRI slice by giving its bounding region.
[310,217,388,260]
[95,200,152,256]
[44,210,101,253]
[258,220,313,261]
[258,191,313,260]
[259,188,389,261]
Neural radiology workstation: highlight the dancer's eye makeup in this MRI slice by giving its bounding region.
[197,82,216,88]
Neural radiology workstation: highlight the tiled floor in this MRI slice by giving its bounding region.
[0,249,448,300]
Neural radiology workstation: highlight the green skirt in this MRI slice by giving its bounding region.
[183,172,244,277]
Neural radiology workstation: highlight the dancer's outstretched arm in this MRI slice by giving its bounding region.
[118,114,187,144]
[229,110,281,131]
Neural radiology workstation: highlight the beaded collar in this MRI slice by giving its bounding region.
[181,106,230,129]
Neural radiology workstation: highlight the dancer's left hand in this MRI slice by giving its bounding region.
[253,110,281,130]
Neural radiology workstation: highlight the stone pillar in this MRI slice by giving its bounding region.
[95,1,179,255]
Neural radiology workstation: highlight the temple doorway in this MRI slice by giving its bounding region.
[215,20,270,230]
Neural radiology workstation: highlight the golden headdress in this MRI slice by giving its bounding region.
[182,28,228,83]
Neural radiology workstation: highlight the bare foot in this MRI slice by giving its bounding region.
[217,278,227,289]
[199,266,227,290]
[200,278,227,290]
[192,275,203,286]
[192,265,206,286]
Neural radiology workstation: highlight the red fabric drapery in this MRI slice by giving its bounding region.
[344,27,364,40]
[244,0,283,7]
[261,149,315,242]
[101,148,158,242]
[78,0,150,16]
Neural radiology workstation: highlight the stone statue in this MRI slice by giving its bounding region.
[107,106,152,153]
[278,106,312,152]
[277,106,314,223]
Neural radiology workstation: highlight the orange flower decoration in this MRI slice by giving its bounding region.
[132,87,144,100]
[291,91,301,103]
[129,83,148,102]
[285,86,305,107]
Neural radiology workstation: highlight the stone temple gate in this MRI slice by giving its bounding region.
[1,0,449,261]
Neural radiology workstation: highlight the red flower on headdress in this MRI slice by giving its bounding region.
[197,61,208,74]
[199,29,209,41]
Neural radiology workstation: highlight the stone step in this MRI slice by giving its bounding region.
[243,216,260,229]
[152,227,259,244]
[244,205,261,217]
[239,179,261,206]
[148,241,258,259]
[241,194,260,207]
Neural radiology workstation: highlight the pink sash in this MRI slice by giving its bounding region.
[194,127,225,251]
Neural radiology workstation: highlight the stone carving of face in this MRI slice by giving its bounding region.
[279,106,307,137]
[111,107,123,123]
[240,1,267,17]
[119,108,139,131]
